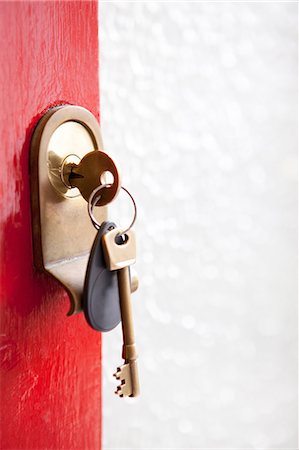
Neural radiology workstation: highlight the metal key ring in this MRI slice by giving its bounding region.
[88,184,137,235]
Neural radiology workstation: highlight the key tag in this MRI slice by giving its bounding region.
[82,220,122,332]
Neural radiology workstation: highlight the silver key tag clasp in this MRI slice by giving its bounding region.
[102,228,136,271]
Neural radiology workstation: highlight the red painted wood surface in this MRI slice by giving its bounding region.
[0,2,101,449]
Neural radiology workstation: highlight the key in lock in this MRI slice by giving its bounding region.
[61,150,121,206]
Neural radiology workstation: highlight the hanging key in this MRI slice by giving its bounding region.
[102,227,140,397]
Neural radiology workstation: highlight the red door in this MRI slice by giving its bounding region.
[0,2,102,449]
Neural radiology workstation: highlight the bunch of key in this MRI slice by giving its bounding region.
[83,220,140,398]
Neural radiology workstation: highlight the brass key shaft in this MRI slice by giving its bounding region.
[118,266,140,397]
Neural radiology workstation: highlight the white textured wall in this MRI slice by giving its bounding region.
[99,3,298,449]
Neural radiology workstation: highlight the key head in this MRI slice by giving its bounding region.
[68,150,121,206]
[102,228,136,271]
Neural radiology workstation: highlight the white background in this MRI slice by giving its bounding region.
[99,3,298,449]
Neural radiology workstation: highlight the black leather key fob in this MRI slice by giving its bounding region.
[83,221,121,332]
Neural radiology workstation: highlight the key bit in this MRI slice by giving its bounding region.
[114,364,132,397]
[114,362,139,397]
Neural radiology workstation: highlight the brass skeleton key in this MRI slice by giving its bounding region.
[102,228,140,397]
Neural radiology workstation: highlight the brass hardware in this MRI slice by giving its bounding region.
[67,151,121,206]
[102,228,136,272]
[30,105,108,315]
[47,113,102,198]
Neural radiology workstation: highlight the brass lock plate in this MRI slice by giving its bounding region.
[30,105,107,315]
